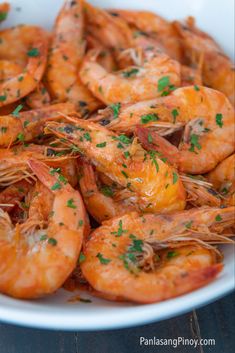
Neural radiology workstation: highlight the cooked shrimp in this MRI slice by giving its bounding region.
[0,2,10,22]
[86,34,117,72]
[80,48,181,104]
[46,118,186,213]
[84,1,133,51]
[0,102,76,147]
[0,25,48,106]
[0,60,22,81]
[26,83,51,109]
[0,179,32,212]
[174,17,235,106]
[207,154,235,206]
[80,207,232,303]
[0,60,50,109]
[78,160,136,222]
[136,126,222,208]
[95,86,234,174]
[0,159,87,298]
[46,0,101,116]
[110,9,182,61]
[207,154,235,191]
[0,144,78,187]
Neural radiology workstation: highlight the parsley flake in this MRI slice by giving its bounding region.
[48,237,57,246]
[12,104,23,117]
[67,198,77,209]
[215,214,222,222]
[27,48,40,57]
[111,220,128,237]
[189,134,201,153]
[171,109,179,123]
[215,113,223,128]
[83,132,91,141]
[79,252,86,263]
[51,181,62,191]
[96,253,111,265]
[100,186,114,197]
[96,142,106,148]
[172,172,178,184]
[167,251,178,258]
[110,102,121,119]
[141,113,159,124]
[122,68,139,78]
[158,76,170,92]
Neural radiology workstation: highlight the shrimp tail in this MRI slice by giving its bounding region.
[27,159,62,192]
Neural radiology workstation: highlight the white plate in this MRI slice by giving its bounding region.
[0,0,234,330]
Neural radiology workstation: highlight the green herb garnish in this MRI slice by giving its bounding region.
[96,253,111,265]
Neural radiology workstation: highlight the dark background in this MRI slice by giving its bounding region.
[0,292,234,353]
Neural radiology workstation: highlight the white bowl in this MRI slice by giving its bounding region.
[0,0,234,330]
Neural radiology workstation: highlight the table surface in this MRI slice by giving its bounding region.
[0,292,234,353]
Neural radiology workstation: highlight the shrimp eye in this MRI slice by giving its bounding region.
[64,125,75,134]
[100,119,110,126]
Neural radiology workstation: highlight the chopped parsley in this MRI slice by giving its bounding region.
[121,170,128,178]
[0,94,7,101]
[79,252,86,263]
[215,113,223,128]
[148,150,159,172]
[96,142,106,148]
[128,239,143,253]
[167,251,178,258]
[189,134,201,153]
[171,109,179,123]
[59,174,68,184]
[0,12,8,21]
[96,253,111,265]
[17,132,25,142]
[185,221,193,229]
[194,85,200,91]
[83,132,92,141]
[78,220,84,227]
[119,237,144,274]
[27,48,40,57]
[48,237,57,246]
[122,68,139,78]
[40,234,47,241]
[23,120,29,128]
[148,133,153,143]
[172,172,178,184]
[11,104,23,117]
[110,102,121,119]
[215,214,222,222]
[67,198,77,209]
[141,113,159,124]
[100,186,114,197]
[158,76,170,92]
[1,127,7,133]
[124,151,130,159]
[49,167,61,175]
[51,181,62,191]
[113,134,132,145]
[111,220,128,237]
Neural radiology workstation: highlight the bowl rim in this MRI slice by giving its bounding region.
[0,277,234,330]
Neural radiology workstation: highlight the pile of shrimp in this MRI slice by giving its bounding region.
[0,0,234,304]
